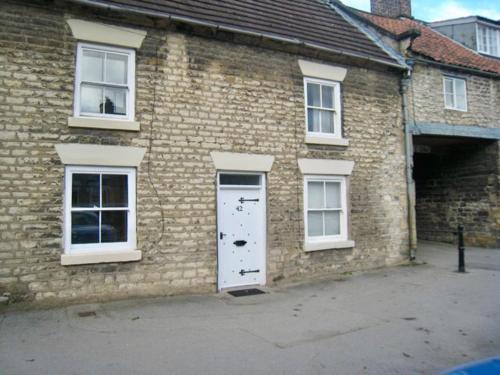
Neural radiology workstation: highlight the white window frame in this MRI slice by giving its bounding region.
[476,24,500,57]
[74,42,135,121]
[64,165,136,254]
[304,77,342,139]
[443,76,467,112]
[304,175,348,246]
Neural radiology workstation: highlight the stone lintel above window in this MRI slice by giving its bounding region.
[66,19,146,49]
[298,158,354,176]
[298,60,347,82]
[55,143,146,167]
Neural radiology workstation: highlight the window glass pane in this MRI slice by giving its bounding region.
[103,87,127,115]
[477,26,485,51]
[454,79,465,96]
[321,85,334,109]
[72,211,99,244]
[308,211,323,237]
[102,175,128,207]
[308,181,324,209]
[307,83,321,107]
[324,211,340,236]
[321,110,334,134]
[325,182,341,208]
[72,174,99,208]
[486,27,496,54]
[106,52,128,84]
[444,93,454,108]
[307,108,320,132]
[82,49,104,82]
[444,78,453,95]
[455,94,466,111]
[482,29,488,51]
[219,174,260,185]
[101,211,127,243]
[491,30,499,56]
[81,84,103,114]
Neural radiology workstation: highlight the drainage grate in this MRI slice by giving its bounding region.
[77,310,97,317]
[227,288,266,297]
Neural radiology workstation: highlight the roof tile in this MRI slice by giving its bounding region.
[81,0,401,66]
[356,11,500,74]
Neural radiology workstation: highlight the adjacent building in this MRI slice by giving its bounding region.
[430,17,500,59]
[343,0,500,247]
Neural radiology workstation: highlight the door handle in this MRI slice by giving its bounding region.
[233,240,247,247]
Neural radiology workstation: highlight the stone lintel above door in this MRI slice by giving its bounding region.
[210,152,274,172]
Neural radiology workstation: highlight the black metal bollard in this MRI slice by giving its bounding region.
[458,225,465,273]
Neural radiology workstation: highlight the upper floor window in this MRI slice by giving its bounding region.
[304,78,342,138]
[74,43,135,121]
[443,76,467,112]
[477,25,499,57]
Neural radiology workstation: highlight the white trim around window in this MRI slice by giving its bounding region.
[443,76,467,112]
[304,77,343,142]
[63,166,137,260]
[74,42,136,122]
[304,175,354,251]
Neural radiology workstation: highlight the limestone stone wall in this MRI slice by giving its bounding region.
[414,141,499,247]
[409,63,499,248]
[409,64,500,129]
[0,0,409,302]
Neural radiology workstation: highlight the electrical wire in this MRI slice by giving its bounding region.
[145,36,166,250]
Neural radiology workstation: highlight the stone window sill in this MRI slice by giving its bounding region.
[68,117,140,131]
[61,250,142,266]
[305,135,349,146]
[305,240,355,252]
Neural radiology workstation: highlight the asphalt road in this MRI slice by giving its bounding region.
[1,241,499,375]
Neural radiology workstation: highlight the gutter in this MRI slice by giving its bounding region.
[69,0,407,70]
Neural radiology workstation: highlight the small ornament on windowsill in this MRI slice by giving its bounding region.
[99,97,115,114]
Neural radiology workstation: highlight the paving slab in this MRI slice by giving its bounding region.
[0,241,499,375]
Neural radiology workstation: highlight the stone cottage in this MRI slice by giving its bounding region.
[341,0,500,248]
[0,0,411,302]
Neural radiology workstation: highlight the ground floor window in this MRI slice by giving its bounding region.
[304,175,348,243]
[64,166,136,253]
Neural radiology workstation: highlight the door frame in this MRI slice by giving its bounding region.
[216,171,267,291]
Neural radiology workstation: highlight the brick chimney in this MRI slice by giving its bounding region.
[371,0,411,18]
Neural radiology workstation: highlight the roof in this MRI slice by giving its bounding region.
[71,0,403,68]
[354,11,500,75]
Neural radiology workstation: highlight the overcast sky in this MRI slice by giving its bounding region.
[340,0,500,22]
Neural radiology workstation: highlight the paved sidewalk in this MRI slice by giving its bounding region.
[1,241,499,375]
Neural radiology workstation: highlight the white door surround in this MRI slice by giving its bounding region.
[216,172,266,290]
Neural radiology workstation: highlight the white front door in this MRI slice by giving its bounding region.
[217,172,266,290]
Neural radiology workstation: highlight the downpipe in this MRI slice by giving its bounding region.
[401,61,417,260]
